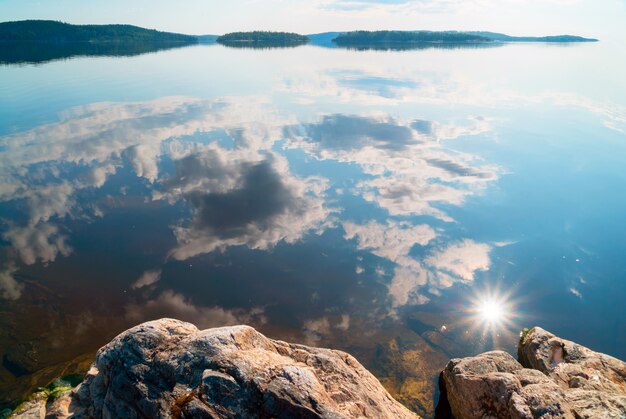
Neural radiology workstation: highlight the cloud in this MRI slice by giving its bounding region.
[343,220,437,261]
[125,290,267,330]
[0,264,22,300]
[388,265,430,307]
[569,287,582,298]
[0,96,300,265]
[131,269,162,289]
[124,144,160,183]
[284,112,496,313]
[0,96,289,199]
[285,114,498,221]
[285,114,418,151]
[383,239,492,311]
[425,239,492,282]
[161,147,332,260]
[341,220,490,311]
[3,222,72,265]
[302,314,352,344]
[281,66,626,136]
[23,183,75,225]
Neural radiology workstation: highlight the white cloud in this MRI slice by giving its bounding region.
[425,239,492,282]
[131,269,162,289]
[3,222,72,266]
[0,264,22,300]
[24,183,75,226]
[343,220,437,261]
[383,239,492,312]
[285,114,498,222]
[125,290,267,330]
[388,265,430,307]
[0,96,308,264]
[569,287,583,298]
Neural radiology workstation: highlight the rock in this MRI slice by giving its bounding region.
[519,327,626,418]
[13,319,419,419]
[518,327,626,394]
[438,327,626,419]
[8,392,47,419]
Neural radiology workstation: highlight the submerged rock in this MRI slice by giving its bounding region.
[13,319,418,418]
[438,326,626,418]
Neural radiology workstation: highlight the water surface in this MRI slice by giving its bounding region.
[1,41,625,417]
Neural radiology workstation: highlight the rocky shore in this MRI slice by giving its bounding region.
[437,327,626,418]
[10,319,417,418]
[8,320,626,418]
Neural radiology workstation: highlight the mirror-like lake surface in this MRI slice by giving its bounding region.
[1,42,625,417]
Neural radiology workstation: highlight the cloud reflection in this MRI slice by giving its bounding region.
[343,220,436,262]
[0,264,22,300]
[125,290,267,330]
[0,94,498,316]
[4,223,72,266]
[159,147,332,260]
[285,113,497,221]
[0,96,313,270]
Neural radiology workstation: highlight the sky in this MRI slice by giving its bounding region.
[0,0,625,40]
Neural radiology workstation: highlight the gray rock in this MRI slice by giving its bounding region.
[439,327,626,419]
[15,319,418,419]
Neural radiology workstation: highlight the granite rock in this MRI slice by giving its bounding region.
[13,319,419,419]
[439,327,626,419]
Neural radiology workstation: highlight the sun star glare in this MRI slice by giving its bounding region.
[478,299,504,324]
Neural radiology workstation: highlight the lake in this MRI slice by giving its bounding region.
[1,41,625,417]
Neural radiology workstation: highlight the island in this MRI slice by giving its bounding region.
[332,30,492,46]
[0,20,201,65]
[0,20,198,43]
[216,31,309,48]
[328,30,598,50]
[467,31,598,42]
[0,21,600,64]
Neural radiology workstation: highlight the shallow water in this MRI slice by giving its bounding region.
[1,42,625,416]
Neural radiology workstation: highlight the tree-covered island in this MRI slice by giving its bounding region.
[0,20,198,43]
[216,31,309,47]
[332,31,492,46]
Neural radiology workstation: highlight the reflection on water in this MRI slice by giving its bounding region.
[0,41,198,65]
[1,42,625,417]
[332,42,503,51]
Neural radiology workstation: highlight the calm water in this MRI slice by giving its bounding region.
[1,42,626,416]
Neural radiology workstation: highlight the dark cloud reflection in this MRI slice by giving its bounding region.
[184,160,295,236]
[285,114,418,151]
[160,148,331,260]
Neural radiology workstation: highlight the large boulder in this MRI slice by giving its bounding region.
[438,327,626,418]
[14,319,418,419]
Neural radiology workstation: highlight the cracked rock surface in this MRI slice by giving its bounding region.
[438,327,626,418]
[13,319,418,418]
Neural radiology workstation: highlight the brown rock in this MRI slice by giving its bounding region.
[13,319,419,419]
[518,327,626,418]
[439,327,626,419]
[441,351,573,418]
[8,392,47,419]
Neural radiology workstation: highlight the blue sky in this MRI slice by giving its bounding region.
[0,0,624,40]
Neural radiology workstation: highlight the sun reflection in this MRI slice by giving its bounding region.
[465,286,521,348]
[477,299,505,325]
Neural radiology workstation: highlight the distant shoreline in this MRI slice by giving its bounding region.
[0,20,598,44]
[0,21,598,54]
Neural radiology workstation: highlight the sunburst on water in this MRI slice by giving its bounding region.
[466,286,522,344]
